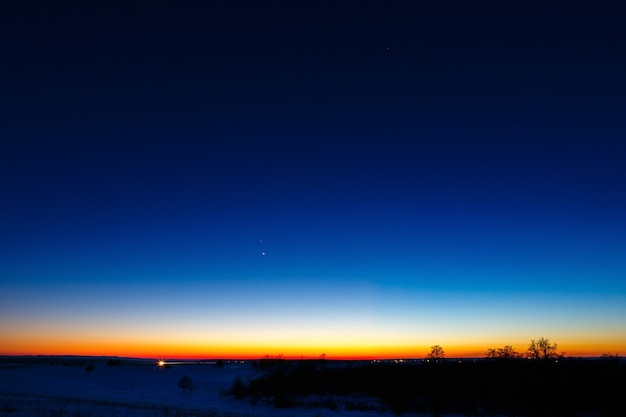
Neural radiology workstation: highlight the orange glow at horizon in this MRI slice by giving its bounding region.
[3,315,625,360]
[2,337,624,360]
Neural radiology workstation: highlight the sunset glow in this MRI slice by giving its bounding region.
[2,301,624,359]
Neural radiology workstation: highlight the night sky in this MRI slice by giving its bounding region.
[2,2,625,359]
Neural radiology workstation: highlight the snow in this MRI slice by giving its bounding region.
[0,359,429,417]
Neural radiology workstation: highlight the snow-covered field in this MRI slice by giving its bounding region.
[0,359,420,417]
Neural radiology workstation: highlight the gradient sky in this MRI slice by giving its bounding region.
[2,2,625,359]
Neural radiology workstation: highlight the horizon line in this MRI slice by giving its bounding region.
[1,353,620,361]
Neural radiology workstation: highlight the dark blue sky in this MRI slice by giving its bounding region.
[2,2,625,357]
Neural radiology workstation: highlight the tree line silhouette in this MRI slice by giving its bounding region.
[225,338,622,417]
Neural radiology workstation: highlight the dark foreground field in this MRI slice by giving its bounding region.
[1,356,623,417]
[228,357,624,417]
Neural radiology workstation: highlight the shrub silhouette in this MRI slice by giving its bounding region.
[228,375,247,399]
[485,345,520,359]
[178,376,193,393]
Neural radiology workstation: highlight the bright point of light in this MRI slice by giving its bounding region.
[158,360,165,367]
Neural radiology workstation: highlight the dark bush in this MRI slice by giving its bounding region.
[320,396,337,410]
[228,375,247,399]
[178,375,193,393]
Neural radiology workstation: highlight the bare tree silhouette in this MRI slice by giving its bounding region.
[527,337,562,360]
[426,345,445,361]
[485,345,520,359]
